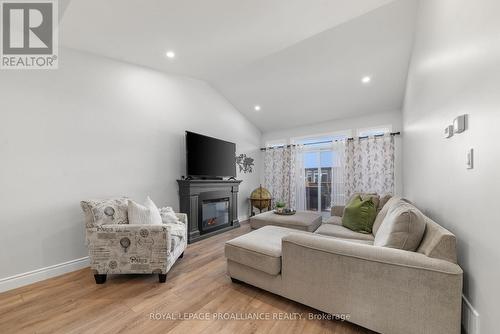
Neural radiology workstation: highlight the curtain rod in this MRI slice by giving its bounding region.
[260,132,401,151]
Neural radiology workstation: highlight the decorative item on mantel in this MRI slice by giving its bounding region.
[235,154,255,173]
[249,185,272,216]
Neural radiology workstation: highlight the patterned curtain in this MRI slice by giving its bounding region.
[293,145,306,210]
[264,146,301,208]
[344,135,395,197]
[331,140,346,205]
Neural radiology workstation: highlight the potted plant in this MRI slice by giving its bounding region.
[275,201,286,213]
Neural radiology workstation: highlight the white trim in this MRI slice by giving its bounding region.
[264,139,287,148]
[290,129,352,144]
[462,294,480,334]
[0,257,90,293]
[238,215,249,222]
[356,124,392,137]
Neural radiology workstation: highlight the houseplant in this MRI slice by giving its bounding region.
[275,201,286,213]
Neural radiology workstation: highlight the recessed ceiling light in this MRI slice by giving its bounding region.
[254,105,261,111]
[166,51,175,59]
[361,76,371,84]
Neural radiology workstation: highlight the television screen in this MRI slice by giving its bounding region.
[186,131,236,178]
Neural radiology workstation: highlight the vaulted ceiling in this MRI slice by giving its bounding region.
[61,0,417,132]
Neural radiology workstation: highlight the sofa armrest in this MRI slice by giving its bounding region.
[281,233,463,334]
[331,205,344,217]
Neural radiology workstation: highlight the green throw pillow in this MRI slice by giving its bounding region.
[342,195,377,234]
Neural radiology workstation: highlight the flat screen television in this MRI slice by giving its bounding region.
[186,131,236,178]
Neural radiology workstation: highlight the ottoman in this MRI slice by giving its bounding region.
[249,210,322,232]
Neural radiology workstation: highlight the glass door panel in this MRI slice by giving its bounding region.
[320,151,332,216]
[304,150,332,216]
[304,151,318,211]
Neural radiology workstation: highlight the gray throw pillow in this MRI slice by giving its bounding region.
[373,200,426,251]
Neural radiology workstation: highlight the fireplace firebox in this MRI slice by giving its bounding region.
[177,179,242,243]
[201,197,230,233]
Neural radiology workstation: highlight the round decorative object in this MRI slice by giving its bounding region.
[104,206,115,217]
[273,209,296,215]
[250,185,272,210]
[139,229,149,238]
[108,260,118,269]
[120,237,131,249]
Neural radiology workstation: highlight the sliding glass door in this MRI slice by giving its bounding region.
[304,150,332,217]
[295,133,348,218]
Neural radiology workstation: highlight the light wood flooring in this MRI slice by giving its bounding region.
[0,221,374,334]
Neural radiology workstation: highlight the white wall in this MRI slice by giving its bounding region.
[0,48,261,282]
[403,1,500,332]
[262,111,404,195]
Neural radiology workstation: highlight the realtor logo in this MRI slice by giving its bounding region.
[1,0,58,69]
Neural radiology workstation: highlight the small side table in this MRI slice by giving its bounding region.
[248,198,273,217]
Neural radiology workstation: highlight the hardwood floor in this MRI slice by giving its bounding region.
[0,221,374,334]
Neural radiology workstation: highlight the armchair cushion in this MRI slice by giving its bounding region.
[81,198,129,228]
[127,197,162,225]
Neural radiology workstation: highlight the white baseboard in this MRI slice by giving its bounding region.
[462,294,480,334]
[0,257,90,293]
[238,215,249,222]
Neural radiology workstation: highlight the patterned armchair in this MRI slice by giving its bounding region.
[81,198,187,284]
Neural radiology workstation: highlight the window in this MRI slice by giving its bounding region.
[357,125,392,137]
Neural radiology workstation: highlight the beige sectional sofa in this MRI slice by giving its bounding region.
[225,196,463,334]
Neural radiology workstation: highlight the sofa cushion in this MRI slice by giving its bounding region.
[372,196,402,236]
[374,200,426,251]
[315,223,375,241]
[225,226,309,275]
[346,193,380,212]
[342,195,377,233]
[378,194,392,212]
[323,216,342,225]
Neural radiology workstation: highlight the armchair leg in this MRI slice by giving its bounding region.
[94,274,107,284]
[179,252,184,259]
[158,273,167,283]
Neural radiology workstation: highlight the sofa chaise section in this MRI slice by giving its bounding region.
[225,199,463,334]
[225,226,307,296]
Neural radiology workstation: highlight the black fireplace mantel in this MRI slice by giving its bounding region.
[177,179,242,243]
